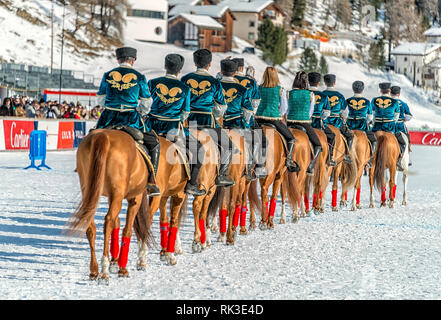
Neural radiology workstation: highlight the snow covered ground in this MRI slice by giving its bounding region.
[0,146,440,300]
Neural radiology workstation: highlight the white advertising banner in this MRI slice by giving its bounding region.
[37,120,59,150]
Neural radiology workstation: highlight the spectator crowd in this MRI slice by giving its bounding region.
[0,96,103,120]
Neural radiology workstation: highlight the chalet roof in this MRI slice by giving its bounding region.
[169,13,224,29]
[168,0,202,6]
[219,0,274,13]
[169,4,230,19]
[390,42,441,56]
[424,26,441,37]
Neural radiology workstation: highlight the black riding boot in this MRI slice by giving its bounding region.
[146,144,161,197]
[286,140,300,173]
[328,141,336,166]
[215,146,235,187]
[367,140,377,168]
[396,133,407,170]
[252,131,267,179]
[344,136,354,163]
[185,163,206,196]
[306,145,322,175]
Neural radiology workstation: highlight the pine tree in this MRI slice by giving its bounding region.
[292,0,307,27]
[299,48,319,73]
[367,42,379,70]
[319,55,329,75]
[256,18,288,66]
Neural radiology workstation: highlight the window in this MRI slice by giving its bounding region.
[127,9,165,20]
[404,57,408,62]
[248,32,255,40]
[249,21,255,27]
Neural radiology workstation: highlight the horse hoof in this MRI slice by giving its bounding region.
[332,206,338,212]
[201,242,207,250]
[109,261,119,274]
[97,273,110,285]
[292,216,300,224]
[279,218,286,225]
[314,209,320,215]
[356,204,362,209]
[211,226,219,233]
[259,222,267,231]
[159,250,167,262]
[175,248,184,255]
[166,253,177,266]
[192,241,202,253]
[118,268,129,278]
[340,201,347,208]
[369,204,374,208]
[248,224,256,231]
[240,227,248,235]
[217,234,226,244]
[89,273,99,281]
[389,202,394,209]
[226,239,235,246]
[380,202,387,207]
[137,263,147,271]
[402,201,407,206]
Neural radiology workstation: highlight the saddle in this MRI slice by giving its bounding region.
[260,124,288,154]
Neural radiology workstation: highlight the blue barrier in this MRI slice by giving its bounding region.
[24,130,51,170]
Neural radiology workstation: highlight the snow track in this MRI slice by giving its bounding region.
[0,147,440,299]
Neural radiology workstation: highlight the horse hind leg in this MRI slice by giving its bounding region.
[86,222,99,281]
[166,193,186,265]
[402,171,408,206]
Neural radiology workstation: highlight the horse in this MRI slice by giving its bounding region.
[248,126,287,230]
[310,128,331,214]
[369,131,409,208]
[188,128,219,253]
[326,125,357,212]
[280,128,312,223]
[348,130,371,211]
[67,129,155,283]
[134,134,190,266]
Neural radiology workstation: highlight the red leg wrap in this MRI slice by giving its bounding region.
[381,187,387,202]
[344,192,348,201]
[304,195,310,211]
[313,194,317,207]
[233,204,241,227]
[240,206,247,227]
[160,222,169,249]
[392,185,397,199]
[269,198,277,217]
[356,188,361,205]
[219,209,227,233]
[110,228,120,260]
[198,219,206,244]
[319,191,323,199]
[332,190,338,207]
[167,227,178,253]
[118,236,130,269]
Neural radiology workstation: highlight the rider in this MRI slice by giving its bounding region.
[308,72,336,166]
[144,53,206,196]
[391,85,413,166]
[219,58,257,180]
[231,57,267,179]
[255,66,300,173]
[346,81,377,167]
[286,71,323,175]
[371,82,404,169]
[95,46,161,196]
[180,49,235,187]
[322,74,354,163]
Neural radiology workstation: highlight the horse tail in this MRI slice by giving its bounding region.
[67,132,109,235]
[341,149,358,192]
[207,186,225,220]
[284,172,301,211]
[374,135,388,191]
[247,179,262,214]
[178,194,189,227]
[133,190,155,248]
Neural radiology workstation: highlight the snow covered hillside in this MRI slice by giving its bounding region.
[1,0,441,129]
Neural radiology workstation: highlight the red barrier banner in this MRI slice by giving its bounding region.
[409,131,441,146]
[57,121,75,149]
[3,120,35,150]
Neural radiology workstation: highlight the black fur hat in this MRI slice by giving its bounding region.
[193,49,212,68]
[165,53,185,74]
[391,86,401,95]
[352,81,365,93]
[324,74,336,85]
[116,47,137,60]
[220,59,238,74]
[308,72,321,85]
[232,58,245,67]
[379,82,391,90]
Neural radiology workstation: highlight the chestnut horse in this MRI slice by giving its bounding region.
[326,125,357,212]
[348,130,371,211]
[134,134,191,266]
[280,128,312,223]
[310,129,331,214]
[67,129,155,283]
[369,131,409,208]
[188,128,219,252]
[248,126,286,230]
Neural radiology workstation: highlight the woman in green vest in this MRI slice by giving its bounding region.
[255,67,299,173]
[286,71,323,175]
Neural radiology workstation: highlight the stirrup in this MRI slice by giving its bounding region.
[287,160,300,173]
[147,184,161,197]
[185,183,206,196]
[215,175,235,187]
[343,154,352,163]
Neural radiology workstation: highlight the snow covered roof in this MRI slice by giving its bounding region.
[169,13,224,29]
[168,0,202,6]
[169,4,230,19]
[424,26,441,37]
[428,59,441,68]
[390,42,441,56]
[219,0,274,13]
